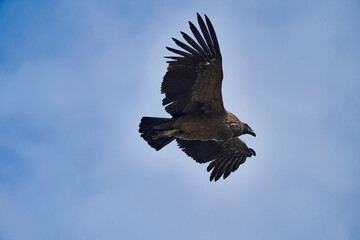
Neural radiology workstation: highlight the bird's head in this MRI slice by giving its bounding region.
[243,123,256,137]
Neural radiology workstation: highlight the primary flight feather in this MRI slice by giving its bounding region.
[139,13,256,181]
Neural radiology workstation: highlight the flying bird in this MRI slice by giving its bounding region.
[139,13,256,181]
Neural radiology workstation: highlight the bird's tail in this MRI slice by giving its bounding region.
[139,117,175,151]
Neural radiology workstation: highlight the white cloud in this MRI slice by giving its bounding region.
[0,0,359,239]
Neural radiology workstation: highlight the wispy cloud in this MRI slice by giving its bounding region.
[0,0,359,239]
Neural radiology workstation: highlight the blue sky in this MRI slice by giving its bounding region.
[1,0,359,239]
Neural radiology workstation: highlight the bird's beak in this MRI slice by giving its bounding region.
[244,124,256,137]
[249,148,256,156]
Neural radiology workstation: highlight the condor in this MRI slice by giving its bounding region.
[139,13,256,181]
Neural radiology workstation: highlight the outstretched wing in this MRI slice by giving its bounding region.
[177,138,256,181]
[162,13,224,117]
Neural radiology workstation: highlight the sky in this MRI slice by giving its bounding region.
[0,0,359,239]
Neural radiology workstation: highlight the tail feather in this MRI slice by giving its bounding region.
[139,117,175,151]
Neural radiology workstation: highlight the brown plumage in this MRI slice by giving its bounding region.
[139,13,256,181]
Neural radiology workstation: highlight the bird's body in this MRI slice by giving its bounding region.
[154,111,242,141]
[139,13,256,181]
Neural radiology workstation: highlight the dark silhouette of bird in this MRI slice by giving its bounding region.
[139,13,256,181]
